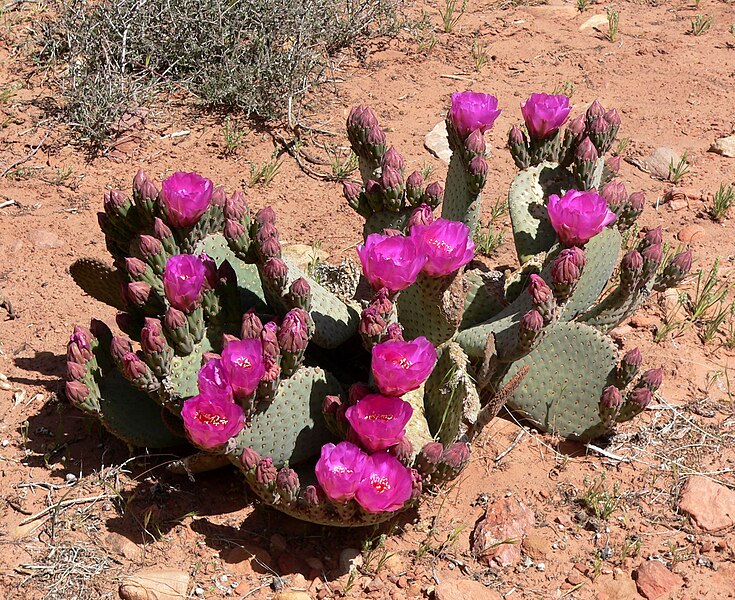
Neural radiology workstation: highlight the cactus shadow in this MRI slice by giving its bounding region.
[11,351,67,389]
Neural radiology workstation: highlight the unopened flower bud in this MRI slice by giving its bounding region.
[240,310,263,340]
[601,385,623,410]
[508,124,530,169]
[641,367,663,391]
[255,457,278,488]
[465,129,486,156]
[629,387,652,409]
[348,382,371,405]
[408,203,434,229]
[520,309,544,332]
[303,485,324,507]
[140,318,167,354]
[110,336,133,363]
[575,136,599,162]
[423,182,444,209]
[381,146,405,172]
[600,180,628,209]
[389,436,414,467]
[288,277,311,311]
[416,441,444,474]
[67,361,87,381]
[405,171,424,206]
[276,468,300,504]
[65,380,90,406]
[240,447,261,472]
[322,395,342,416]
[254,206,277,227]
[384,322,404,342]
[628,192,645,212]
[359,306,386,339]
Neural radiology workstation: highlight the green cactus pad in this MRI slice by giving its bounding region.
[460,269,507,330]
[424,342,480,445]
[456,227,621,360]
[228,366,341,467]
[264,258,360,350]
[397,272,466,345]
[579,286,645,332]
[69,258,127,310]
[196,234,267,311]
[508,162,574,264]
[560,227,622,319]
[498,321,618,441]
[441,153,481,235]
[363,210,411,237]
[97,369,185,448]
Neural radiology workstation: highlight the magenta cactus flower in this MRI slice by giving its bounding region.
[314,441,369,502]
[449,91,501,138]
[371,336,437,396]
[410,218,475,277]
[520,93,572,141]
[345,394,413,452]
[355,452,413,513]
[199,253,218,289]
[198,358,234,403]
[163,254,207,312]
[547,189,617,246]
[221,338,266,398]
[181,394,245,450]
[356,233,427,294]
[160,171,213,228]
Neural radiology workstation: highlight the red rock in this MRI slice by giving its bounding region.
[677,224,705,243]
[593,573,639,600]
[522,532,551,560]
[434,578,503,600]
[679,475,735,533]
[223,544,273,575]
[472,497,534,568]
[634,561,683,599]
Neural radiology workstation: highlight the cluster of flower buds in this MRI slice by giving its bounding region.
[346,105,386,164]
[600,181,646,231]
[65,323,108,413]
[600,350,663,426]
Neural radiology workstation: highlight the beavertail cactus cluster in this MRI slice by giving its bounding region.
[66,90,692,527]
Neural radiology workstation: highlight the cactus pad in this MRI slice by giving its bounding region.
[69,258,127,310]
[508,162,574,264]
[498,321,618,440]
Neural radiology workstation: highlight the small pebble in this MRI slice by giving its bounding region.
[195,587,204,596]
[536,563,546,572]
[65,473,78,483]
[1,439,9,447]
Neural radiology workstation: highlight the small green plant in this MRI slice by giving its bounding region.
[606,7,620,42]
[306,240,324,281]
[577,0,590,12]
[688,259,729,323]
[248,156,282,187]
[613,136,630,156]
[668,151,689,184]
[552,80,575,98]
[439,0,468,33]
[222,117,248,156]
[0,83,21,104]
[580,473,621,520]
[698,298,730,343]
[690,14,713,36]
[471,37,489,71]
[709,183,735,222]
[654,291,687,343]
[420,162,434,181]
[324,146,358,181]
[490,196,509,223]
[474,225,505,257]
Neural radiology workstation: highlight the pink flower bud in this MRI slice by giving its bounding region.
[601,385,623,410]
[140,318,167,354]
[240,310,263,340]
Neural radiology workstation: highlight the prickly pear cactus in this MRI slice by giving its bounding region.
[64,91,692,527]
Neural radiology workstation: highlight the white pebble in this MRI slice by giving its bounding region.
[536,563,546,572]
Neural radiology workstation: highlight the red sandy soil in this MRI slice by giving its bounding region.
[1,0,734,598]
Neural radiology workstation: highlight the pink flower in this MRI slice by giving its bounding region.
[449,91,501,138]
[355,453,413,513]
[520,93,572,141]
[547,189,617,246]
[197,358,234,403]
[371,336,437,396]
[314,441,369,502]
[410,218,475,277]
[221,339,266,398]
[199,253,218,290]
[345,394,413,452]
[163,254,207,312]
[160,171,213,228]
[357,233,427,294]
[181,394,245,449]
